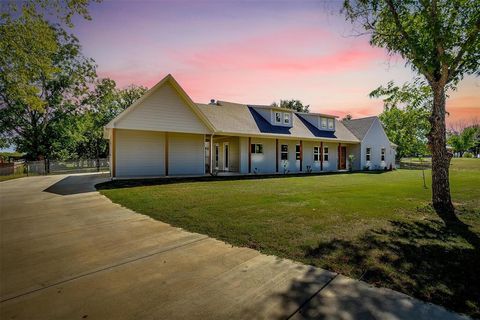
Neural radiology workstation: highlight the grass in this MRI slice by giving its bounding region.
[0,173,28,182]
[98,158,480,318]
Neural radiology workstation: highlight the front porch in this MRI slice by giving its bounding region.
[205,135,359,175]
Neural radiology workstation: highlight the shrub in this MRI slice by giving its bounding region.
[463,152,473,158]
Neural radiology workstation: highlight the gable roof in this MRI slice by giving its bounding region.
[196,101,359,142]
[105,74,215,132]
[342,116,377,140]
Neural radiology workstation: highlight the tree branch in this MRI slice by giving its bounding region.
[448,16,480,82]
[384,0,434,82]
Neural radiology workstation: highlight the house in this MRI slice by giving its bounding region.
[104,74,396,178]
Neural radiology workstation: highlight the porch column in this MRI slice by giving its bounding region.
[111,128,116,178]
[276,139,279,173]
[337,143,341,170]
[320,141,323,171]
[248,137,252,174]
[165,132,169,176]
[299,140,303,172]
[209,135,213,174]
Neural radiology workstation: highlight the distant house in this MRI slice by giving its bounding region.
[104,74,396,178]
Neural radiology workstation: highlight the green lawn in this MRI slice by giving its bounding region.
[98,158,480,318]
[0,173,28,182]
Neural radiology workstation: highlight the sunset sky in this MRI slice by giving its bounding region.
[73,0,479,124]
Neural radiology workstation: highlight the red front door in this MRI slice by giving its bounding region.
[340,146,347,169]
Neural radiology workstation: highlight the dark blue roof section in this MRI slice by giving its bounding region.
[247,106,292,134]
[295,114,337,138]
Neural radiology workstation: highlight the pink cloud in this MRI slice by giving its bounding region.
[170,27,384,74]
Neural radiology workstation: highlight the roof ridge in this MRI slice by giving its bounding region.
[343,115,378,122]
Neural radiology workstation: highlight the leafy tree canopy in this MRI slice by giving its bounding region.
[448,125,480,156]
[370,80,431,158]
[271,99,310,113]
[343,0,479,86]
[0,3,96,159]
[64,79,147,160]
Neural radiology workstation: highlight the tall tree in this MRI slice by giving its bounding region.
[0,4,96,160]
[271,99,310,113]
[343,0,480,215]
[370,81,431,158]
[69,79,146,160]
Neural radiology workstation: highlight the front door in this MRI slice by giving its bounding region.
[340,146,347,169]
[223,143,229,171]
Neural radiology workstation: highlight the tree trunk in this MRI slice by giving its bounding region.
[428,83,455,215]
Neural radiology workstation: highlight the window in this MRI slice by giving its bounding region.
[251,143,263,154]
[296,144,301,160]
[281,144,288,160]
[366,147,371,162]
[323,147,329,161]
[283,113,290,125]
[321,117,327,128]
[274,112,281,124]
[381,148,386,161]
[313,146,320,162]
[328,118,334,129]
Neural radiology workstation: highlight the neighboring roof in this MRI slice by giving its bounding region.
[342,116,377,140]
[196,101,359,142]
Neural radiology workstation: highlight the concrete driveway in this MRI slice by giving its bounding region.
[0,174,468,319]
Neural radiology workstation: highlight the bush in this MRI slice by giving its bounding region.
[463,152,473,158]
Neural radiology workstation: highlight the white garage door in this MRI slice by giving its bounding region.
[116,129,165,177]
[168,133,205,175]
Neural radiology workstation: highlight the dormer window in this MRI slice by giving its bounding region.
[283,113,290,125]
[274,112,282,124]
[321,117,327,129]
[328,118,334,129]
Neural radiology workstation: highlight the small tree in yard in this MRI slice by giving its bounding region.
[343,0,480,216]
[448,126,480,157]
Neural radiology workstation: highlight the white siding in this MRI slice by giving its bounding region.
[115,83,209,134]
[168,133,205,175]
[322,142,338,172]
[303,141,322,172]
[116,129,165,177]
[348,143,362,171]
[251,138,276,173]
[239,137,249,174]
[360,119,395,170]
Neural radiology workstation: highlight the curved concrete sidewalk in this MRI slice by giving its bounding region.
[0,174,469,319]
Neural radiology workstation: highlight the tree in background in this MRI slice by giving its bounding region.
[0,9,96,160]
[271,99,310,113]
[343,0,480,215]
[448,126,480,157]
[66,79,146,160]
[370,81,431,159]
[342,114,353,121]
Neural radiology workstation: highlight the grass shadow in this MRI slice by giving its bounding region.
[296,216,479,318]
